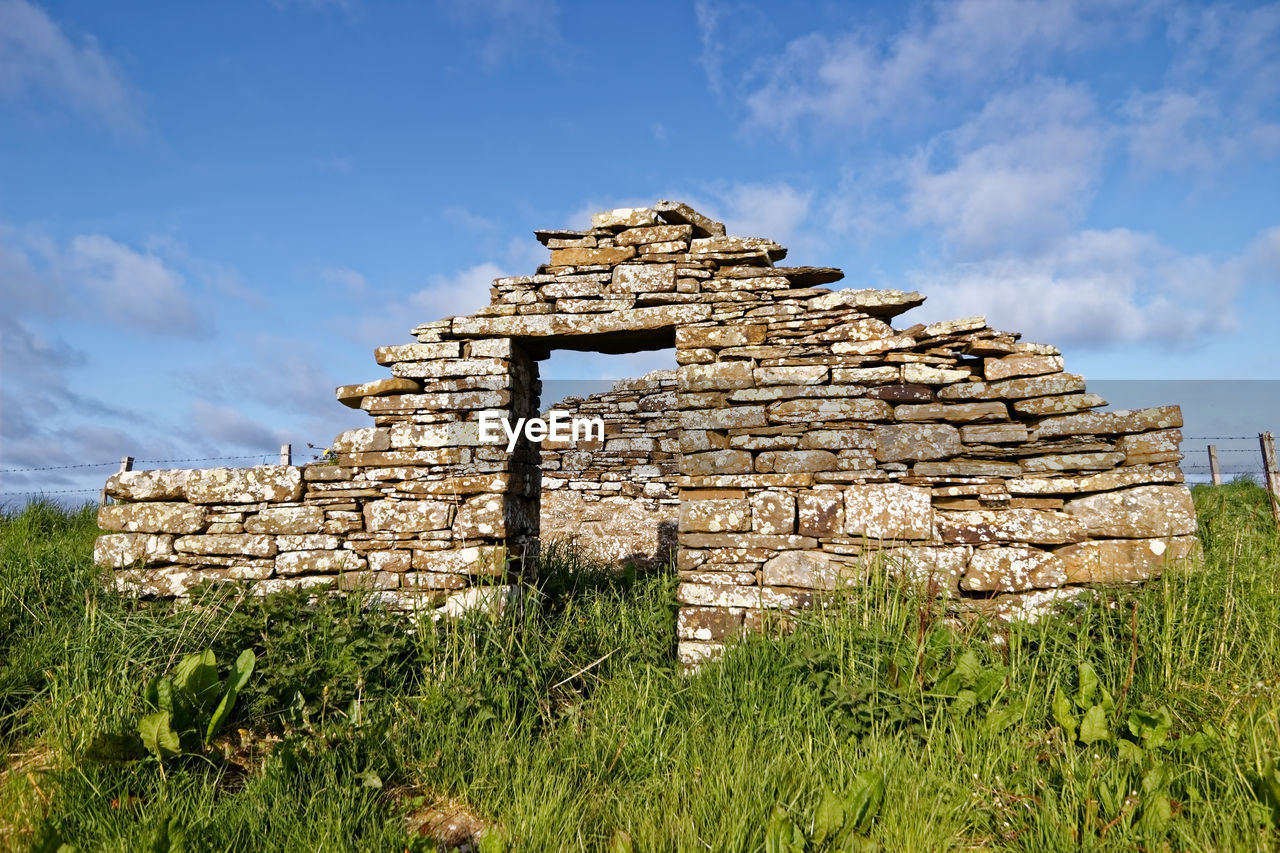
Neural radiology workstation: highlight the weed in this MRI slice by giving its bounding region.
[1,482,1279,850]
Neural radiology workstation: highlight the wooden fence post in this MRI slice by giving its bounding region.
[101,455,134,505]
[280,443,292,466]
[1262,432,1280,526]
[1208,445,1222,486]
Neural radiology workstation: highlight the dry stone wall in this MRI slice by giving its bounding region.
[539,370,679,568]
[96,201,1200,665]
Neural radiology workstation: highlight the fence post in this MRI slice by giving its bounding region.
[1261,432,1280,526]
[101,455,134,505]
[1208,445,1222,486]
[280,443,292,466]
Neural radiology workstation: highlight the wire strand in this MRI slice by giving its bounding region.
[0,452,302,474]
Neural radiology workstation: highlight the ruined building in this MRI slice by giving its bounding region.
[95,202,1199,667]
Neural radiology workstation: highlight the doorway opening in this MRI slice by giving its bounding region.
[534,346,680,569]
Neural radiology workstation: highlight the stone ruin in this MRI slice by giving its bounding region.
[94,201,1200,667]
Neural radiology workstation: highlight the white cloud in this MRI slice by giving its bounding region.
[821,80,1107,253]
[443,206,500,233]
[346,259,511,350]
[180,335,346,422]
[175,334,365,455]
[1122,89,1228,172]
[65,234,206,336]
[1241,224,1280,276]
[187,400,293,452]
[694,0,773,97]
[903,226,1258,347]
[0,226,260,496]
[904,80,1105,253]
[0,227,211,337]
[715,181,813,243]
[739,0,1145,135]
[440,0,562,71]
[321,265,367,295]
[1122,3,1280,172]
[410,261,506,320]
[694,0,726,95]
[0,313,164,490]
[0,0,141,135]
[1166,1,1280,104]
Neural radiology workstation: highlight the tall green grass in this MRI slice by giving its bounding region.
[2,483,1279,851]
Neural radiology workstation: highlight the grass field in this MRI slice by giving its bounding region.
[2,482,1279,851]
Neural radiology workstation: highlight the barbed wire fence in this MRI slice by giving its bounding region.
[0,443,333,501]
[1183,435,1268,484]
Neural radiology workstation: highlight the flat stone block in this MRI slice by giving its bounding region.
[1064,485,1197,538]
[94,533,174,568]
[755,450,837,474]
[454,493,506,538]
[913,460,1022,477]
[1009,466,1183,495]
[1056,536,1200,583]
[1012,393,1107,417]
[186,466,304,505]
[374,342,461,364]
[868,545,970,593]
[753,365,828,386]
[768,398,893,423]
[961,424,1028,444]
[1021,453,1125,473]
[245,506,325,534]
[678,361,755,392]
[844,484,932,541]
[677,606,744,641]
[894,402,1007,422]
[174,534,276,558]
[751,490,795,535]
[98,502,207,535]
[276,549,367,576]
[935,509,1086,545]
[1031,406,1183,439]
[1118,430,1182,466]
[676,582,812,610]
[612,263,676,293]
[363,499,455,533]
[962,546,1066,592]
[939,374,1085,401]
[336,377,421,408]
[679,499,751,533]
[549,246,636,266]
[675,325,767,348]
[762,550,860,590]
[680,450,754,476]
[983,354,1064,380]
[902,364,970,385]
[104,469,189,502]
[368,550,412,573]
[798,490,845,538]
[874,423,962,463]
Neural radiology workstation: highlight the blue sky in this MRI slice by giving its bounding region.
[1,0,1278,498]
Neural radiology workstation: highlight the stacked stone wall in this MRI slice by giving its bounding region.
[539,370,679,567]
[95,200,1200,665]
